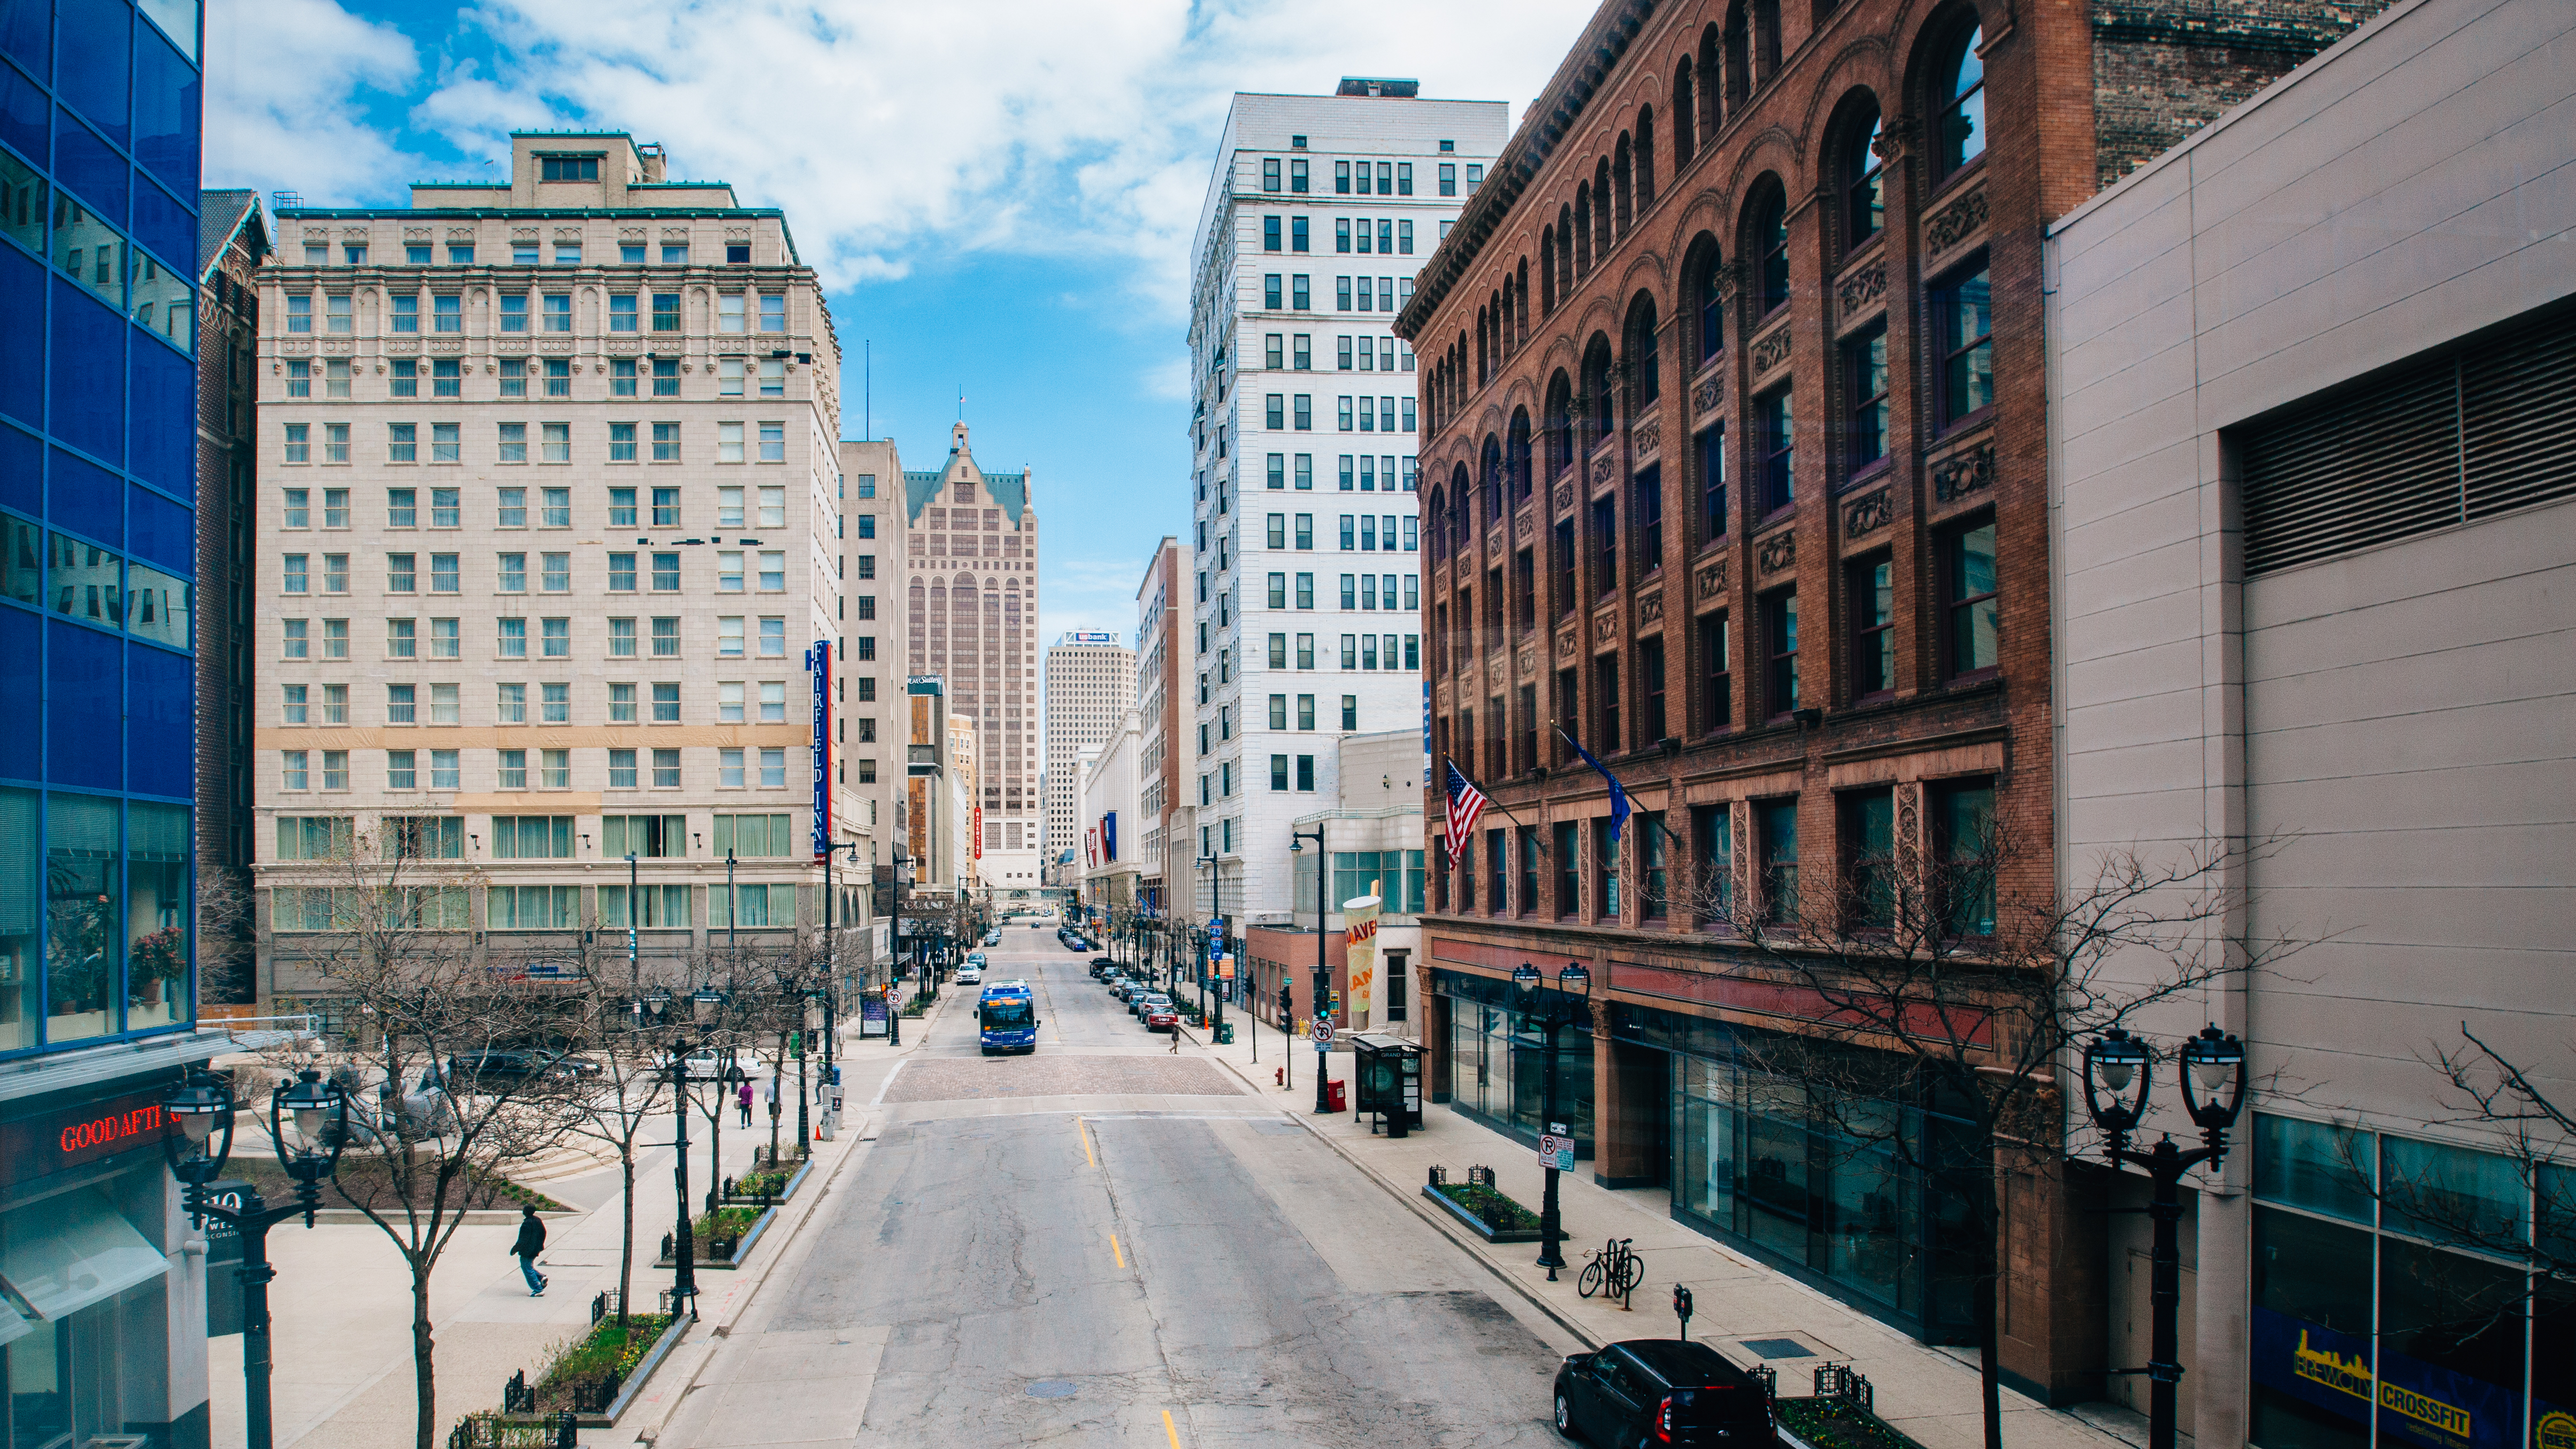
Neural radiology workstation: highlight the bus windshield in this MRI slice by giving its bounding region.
[980,1001,1034,1031]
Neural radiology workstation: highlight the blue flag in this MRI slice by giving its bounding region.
[1559,728,1633,843]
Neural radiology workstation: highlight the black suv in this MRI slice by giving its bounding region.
[1553,1340,1776,1447]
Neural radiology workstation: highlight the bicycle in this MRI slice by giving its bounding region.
[1577,1236,1643,1303]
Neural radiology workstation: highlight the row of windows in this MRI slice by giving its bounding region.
[281,287,787,335]
[271,879,811,932]
[279,678,811,725]
[278,484,794,530]
[1437,522,1997,781]
[1255,455,1419,493]
[1253,512,1421,552]
[1260,216,1421,256]
[275,811,801,862]
[279,355,791,401]
[277,745,801,793]
[279,419,795,465]
[1256,395,1417,434]
[281,549,790,595]
[1440,781,1994,939]
[1249,333,1417,373]
[292,239,758,268]
[1255,157,1480,196]
[1258,274,1415,313]
[274,617,869,665]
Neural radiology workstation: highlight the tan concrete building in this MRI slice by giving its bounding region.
[1134,540,1183,909]
[248,132,871,1006]
[1041,632,1136,884]
[2048,1,2576,1439]
[898,424,1040,894]
[837,437,901,862]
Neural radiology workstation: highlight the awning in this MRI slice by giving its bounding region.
[0,1187,170,1321]
[0,1296,30,1347]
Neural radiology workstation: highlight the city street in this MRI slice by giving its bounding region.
[657,929,1581,1447]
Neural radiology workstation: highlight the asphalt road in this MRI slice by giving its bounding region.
[659,927,1581,1448]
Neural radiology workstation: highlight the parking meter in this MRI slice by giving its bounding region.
[1673,1285,1694,1340]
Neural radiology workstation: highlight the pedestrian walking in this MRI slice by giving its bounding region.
[736,1076,754,1127]
[511,1203,547,1296]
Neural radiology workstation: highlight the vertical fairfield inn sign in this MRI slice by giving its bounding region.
[0,1087,179,1190]
[807,640,832,860]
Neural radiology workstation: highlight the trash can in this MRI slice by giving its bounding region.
[1326,1079,1348,1113]
[1214,1022,1235,1045]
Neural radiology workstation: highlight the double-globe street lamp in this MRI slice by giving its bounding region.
[1287,830,1329,1113]
[2081,1024,2247,1449]
[1512,960,1592,1277]
[164,1066,351,1449]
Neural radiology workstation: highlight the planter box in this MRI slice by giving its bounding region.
[1422,1184,1544,1243]
[719,1154,816,1208]
[594,1310,691,1426]
[652,1206,775,1270]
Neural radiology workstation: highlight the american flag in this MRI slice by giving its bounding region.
[1444,760,1490,849]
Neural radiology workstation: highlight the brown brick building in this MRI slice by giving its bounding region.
[194,189,267,1006]
[1394,0,2380,1402]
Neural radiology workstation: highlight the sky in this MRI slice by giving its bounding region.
[202,0,1590,645]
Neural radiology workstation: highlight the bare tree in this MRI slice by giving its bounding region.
[1688,810,2303,1449]
[264,831,582,1449]
[563,957,681,1338]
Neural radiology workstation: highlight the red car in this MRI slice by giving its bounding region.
[1144,1005,1179,1032]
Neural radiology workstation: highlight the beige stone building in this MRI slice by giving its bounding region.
[898,424,1040,894]
[249,132,872,1008]
[837,437,901,869]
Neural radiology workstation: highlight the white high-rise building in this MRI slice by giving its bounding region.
[1041,633,1137,882]
[1184,81,1506,919]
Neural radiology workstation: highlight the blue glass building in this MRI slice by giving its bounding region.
[0,1,219,1445]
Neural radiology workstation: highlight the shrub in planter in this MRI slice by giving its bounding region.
[1776,1396,1925,1449]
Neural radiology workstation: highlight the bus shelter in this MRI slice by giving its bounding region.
[1348,1033,1423,1137]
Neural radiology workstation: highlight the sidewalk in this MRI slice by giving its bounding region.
[209,988,960,1449]
[1171,1014,2130,1449]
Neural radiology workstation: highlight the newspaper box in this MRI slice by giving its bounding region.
[1348,1033,1423,1137]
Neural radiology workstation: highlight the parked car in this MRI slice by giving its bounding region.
[1134,993,1172,1022]
[1553,1340,1777,1447]
[983,932,1001,946]
[1144,1003,1179,1032]
[967,951,989,968]
[680,1048,729,1081]
[957,966,984,985]
[444,1050,561,1091]
[1090,956,1116,971]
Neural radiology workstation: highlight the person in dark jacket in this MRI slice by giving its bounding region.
[511,1203,547,1295]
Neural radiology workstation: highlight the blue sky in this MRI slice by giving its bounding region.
[203,0,1583,641]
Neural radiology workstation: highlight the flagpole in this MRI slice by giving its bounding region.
[1440,754,1549,854]
[1547,728,1685,848]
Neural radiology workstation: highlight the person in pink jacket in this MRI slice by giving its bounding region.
[735,1076,754,1127]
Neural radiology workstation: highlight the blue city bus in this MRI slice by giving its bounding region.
[978,982,1039,1055]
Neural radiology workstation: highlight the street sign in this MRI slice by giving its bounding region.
[1311,1021,1335,1046]
[1538,1133,1576,1172]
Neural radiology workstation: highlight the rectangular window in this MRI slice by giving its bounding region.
[760,294,786,333]
[388,424,416,464]
[1264,274,1282,309]
[719,423,745,464]
[1635,465,1663,573]
[326,294,352,334]
[499,294,526,333]
[1934,259,1994,426]
[1698,423,1728,544]
[386,551,417,593]
[652,681,681,722]
[1845,325,1890,471]
[758,422,785,463]
[652,553,679,591]
[434,294,462,332]
[433,360,462,398]
[1693,803,1733,921]
[286,294,311,333]
[652,488,680,527]
[610,294,638,333]
[1341,694,1358,729]
[1841,789,1897,929]
[430,683,458,723]
[719,358,745,398]
[391,358,418,397]
[1292,275,1310,310]
[1849,556,1893,697]
[653,293,681,331]
[543,293,571,333]
[609,681,637,720]
[497,425,528,467]
[718,293,745,333]
[541,423,570,463]
[1759,387,1794,513]
[652,617,681,656]
[653,748,680,787]
[653,364,680,400]
[1592,496,1617,595]
[1639,637,1667,744]
[1945,520,1999,677]
[1758,798,1799,924]
[541,617,570,656]
[1697,612,1730,734]
[1764,589,1798,718]
[496,550,527,591]
[388,488,417,527]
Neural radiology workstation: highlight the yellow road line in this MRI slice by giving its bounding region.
[1077,1117,1097,1168]
[1110,1232,1125,1269]
[1162,1408,1182,1448]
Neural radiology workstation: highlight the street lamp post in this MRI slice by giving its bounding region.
[165,1067,350,1449]
[691,985,731,1214]
[2082,1025,2246,1449]
[1289,829,1329,1113]
[1514,960,1592,1277]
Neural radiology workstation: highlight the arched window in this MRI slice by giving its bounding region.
[1750,183,1789,316]
[1515,258,1529,346]
[1673,63,1697,166]
[1936,22,1986,178]
[1583,335,1616,449]
[1500,281,1515,359]
[1724,3,1751,110]
[1540,228,1558,313]
[1614,134,1635,240]
[1628,296,1661,409]
[1593,158,1614,258]
[1636,106,1657,209]
[1476,305,1490,387]
[1450,464,1474,551]
[1753,0,1781,79]
[1545,371,1574,477]
[1700,25,1724,135]
[1428,485,1446,562]
[1691,238,1727,363]
[1508,408,1534,502]
[1845,101,1885,248]
[1481,435,1505,524]
[1574,186,1593,277]
[1558,204,1576,298]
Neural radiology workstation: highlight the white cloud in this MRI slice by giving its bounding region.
[204,0,419,201]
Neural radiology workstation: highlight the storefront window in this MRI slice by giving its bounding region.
[1440,992,1594,1151]
[0,787,33,1052]
[126,802,191,1030]
[1,1184,170,1447]
[45,793,120,1045]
